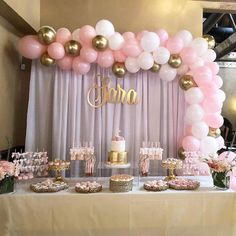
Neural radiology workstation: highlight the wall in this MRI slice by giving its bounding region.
[40,0,202,36]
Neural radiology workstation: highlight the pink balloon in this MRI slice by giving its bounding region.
[18,35,46,59]
[192,66,212,86]
[72,28,80,42]
[80,46,98,63]
[136,31,148,41]
[155,29,168,46]
[123,32,135,41]
[200,82,218,96]
[202,96,223,113]
[72,57,90,74]
[180,47,197,65]
[113,50,127,62]
[57,56,73,70]
[97,50,114,68]
[217,136,225,150]
[177,64,189,75]
[47,42,65,59]
[205,62,219,75]
[185,125,192,135]
[213,75,223,89]
[204,113,224,128]
[79,25,96,44]
[166,36,184,54]
[56,28,71,44]
[182,136,200,151]
[122,39,142,57]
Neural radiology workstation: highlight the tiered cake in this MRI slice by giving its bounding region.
[107,132,128,165]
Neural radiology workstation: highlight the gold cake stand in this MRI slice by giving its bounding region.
[162,158,183,181]
[48,160,70,182]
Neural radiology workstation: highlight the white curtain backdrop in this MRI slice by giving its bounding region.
[25,60,185,176]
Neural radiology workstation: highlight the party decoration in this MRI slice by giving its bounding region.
[208,127,221,138]
[80,46,98,63]
[150,62,161,73]
[125,57,140,73]
[97,50,114,68]
[57,56,73,70]
[47,42,65,60]
[166,36,184,54]
[92,35,108,51]
[190,37,208,56]
[182,136,200,152]
[37,26,56,45]
[56,28,71,44]
[112,62,126,78]
[109,32,124,50]
[40,52,55,66]
[179,75,197,90]
[64,40,81,57]
[178,147,186,160]
[200,136,218,155]
[203,35,216,49]
[185,87,204,104]
[185,104,204,125]
[140,32,160,52]
[153,47,170,65]
[138,52,154,70]
[168,54,182,68]
[95,19,115,37]
[191,121,209,139]
[79,25,96,44]
[159,64,177,81]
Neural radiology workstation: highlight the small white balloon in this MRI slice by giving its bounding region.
[138,52,154,70]
[217,89,226,102]
[95,19,115,37]
[140,32,160,52]
[159,64,177,82]
[153,47,170,64]
[202,49,216,62]
[189,57,204,70]
[185,87,204,104]
[191,121,209,139]
[109,32,124,50]
[200,136,219,155]
[175,30,193,46]
[190,37,208,56]
[125,57,140,73]
[185,104,204,125]
[72,28,80,42]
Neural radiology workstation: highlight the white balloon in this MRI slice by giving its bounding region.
[125,57,140,73]
[159,64,177,82]
[191,121,209,139]
[153,47,170,64]
[140,32,160,52]
[189,57,204,69]
[185,104,204,125]
[200,136,219,155]
[217,89,226,102]
[109,32,124,50]
[190,37,208,56]
[202,49,216,62]
[137,52,154,70]
[72,28,80,41]
[175,30,193,46]
[95,19,115,37]
[185,87,204,104]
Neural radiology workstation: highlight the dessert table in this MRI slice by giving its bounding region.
[0,176,236,236]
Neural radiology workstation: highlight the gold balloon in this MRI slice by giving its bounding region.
[203,34,216,49]
[179,75,197,91]
[112,62,127,78]
[92,35,108,51]
[64,40,81,57]
[208,127,221,138]
[168,54,182,68]
[37,26,56,45]
[40,52,55,66]
[150,62,161,73]
[178,147,186,160]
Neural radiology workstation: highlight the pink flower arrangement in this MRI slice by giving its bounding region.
[0,161,19,181]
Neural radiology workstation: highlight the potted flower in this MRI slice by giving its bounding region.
[0,160,19,194]
[202,153,236,190]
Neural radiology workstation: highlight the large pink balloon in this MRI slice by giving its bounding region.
[57,56,73,70]
[136,31,148,41]
[205,113,224,128]
[180,47,197,65]
[47,42,65,59]
[182,136,200,151]
[18,35,46,59]
[213,75,223,89]
[97,50,114,68]
[177,64,189,75]
[202,96,223,113]
[72,57,90,74]
[192,66,212,86]
[123,32,135,41]
[166,36,184,54]
[113,50,127,62]
[122,39,142,57]
[80,46,98,63]
[56,28,71,44]
[79,25,96,44]
[155,29,168,46]
[205,62,219,75]
[200,82,218,96]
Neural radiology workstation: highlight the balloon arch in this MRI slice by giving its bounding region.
[18,19,225,157]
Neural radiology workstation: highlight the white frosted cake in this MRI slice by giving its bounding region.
[111,140,125,152]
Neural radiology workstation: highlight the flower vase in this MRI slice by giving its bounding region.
[212,171,230,190]
[0,176,14,194]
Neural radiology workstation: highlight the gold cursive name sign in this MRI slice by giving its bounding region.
[87,75,139,108]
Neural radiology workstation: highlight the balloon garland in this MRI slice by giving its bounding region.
[18,19,225,155]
